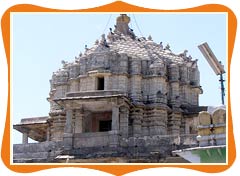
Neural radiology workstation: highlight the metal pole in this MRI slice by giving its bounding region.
[219,73,225,105]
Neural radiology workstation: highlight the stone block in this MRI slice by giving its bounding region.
[212,109,226,124]
[198,111,211,125]
[63,133,73,150]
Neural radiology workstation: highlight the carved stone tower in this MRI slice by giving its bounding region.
[13,14,205,163]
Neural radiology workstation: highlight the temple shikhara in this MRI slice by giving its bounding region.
[13,14,226,163]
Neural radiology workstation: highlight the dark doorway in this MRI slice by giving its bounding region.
[99,120,112,132]
[97,77,104,90]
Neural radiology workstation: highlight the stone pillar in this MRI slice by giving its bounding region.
[111,106,119,131]
[185,120,190,134]
[119,106,129,138]
[22,132,28,144]
[51,115,65,141]
[64,109,73,133]
[192,87,201,106]
[142,111,149,136]
[46,126,50,141]
[105,75,110,90]
[132,107,143,137]
[168,112,182,135]
[149,108,167,135]
[170,82,180,107]
[63,109,73,150]
[74,108,84,133]
[109,105,120,147]
[180,116,186,135]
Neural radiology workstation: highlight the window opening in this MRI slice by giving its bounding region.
[97,77,104,90]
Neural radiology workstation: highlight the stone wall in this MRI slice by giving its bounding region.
[13,141,63,163]
[74,132,110,148]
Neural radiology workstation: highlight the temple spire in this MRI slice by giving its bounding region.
[115,14,130,35]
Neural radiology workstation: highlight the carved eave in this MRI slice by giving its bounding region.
[13,116,49,142]
[183,106,208,116]
[87,70,111,77]
[53,91,132,111]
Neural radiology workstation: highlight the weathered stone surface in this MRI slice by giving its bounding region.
[13,14,214,163]
[198,111,211,126]
[196,108,226,147]
[212,109,226,124]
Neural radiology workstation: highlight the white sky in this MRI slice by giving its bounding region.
[11,13,226,144]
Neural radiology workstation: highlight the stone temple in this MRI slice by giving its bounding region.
[13,14,209,163]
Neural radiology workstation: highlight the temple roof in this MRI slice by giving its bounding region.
[81,14,193,65]
[85,35,188,63]
[13,116,49,142]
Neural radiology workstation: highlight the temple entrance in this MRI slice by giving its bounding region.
[84,111,112,132]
